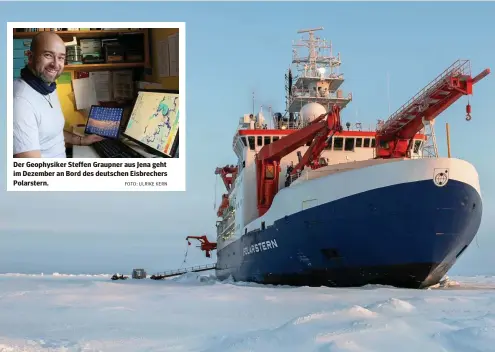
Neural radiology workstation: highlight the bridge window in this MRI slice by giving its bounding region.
[363,138,370,147]
[333,137,343,150]
[264,136,271,145]
[344,138,355,151]
[356,138,362,147]
[257,136,263,147]
[371,138,376,148]
[273,136,280,142]
[241,137,247,146]
[248,136,255,150]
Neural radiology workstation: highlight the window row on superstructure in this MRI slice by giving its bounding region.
[237,134,423,153]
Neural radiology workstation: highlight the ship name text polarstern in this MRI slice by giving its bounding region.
[243,239,279,256]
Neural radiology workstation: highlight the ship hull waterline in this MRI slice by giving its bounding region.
[215,177,482,289]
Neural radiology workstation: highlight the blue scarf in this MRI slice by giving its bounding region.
[20,66,57,95]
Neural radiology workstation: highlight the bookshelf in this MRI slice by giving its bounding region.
[13,28,150,71]
[64,62,145,71]
[13,29,146,39]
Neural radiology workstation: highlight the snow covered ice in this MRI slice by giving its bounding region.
[1,273,495,351]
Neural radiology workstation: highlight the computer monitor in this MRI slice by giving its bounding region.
[84,106,125,139]
[122,89,180,158]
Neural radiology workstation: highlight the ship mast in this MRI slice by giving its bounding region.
[293,27,336,79]
[282,27,352,130]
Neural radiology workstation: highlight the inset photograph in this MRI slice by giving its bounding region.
[10,25,181,159]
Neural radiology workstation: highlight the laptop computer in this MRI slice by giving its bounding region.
[84,105,145,158]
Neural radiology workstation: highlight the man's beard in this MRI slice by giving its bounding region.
[32,64,60,84]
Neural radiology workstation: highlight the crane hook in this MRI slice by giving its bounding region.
[466,102,472,121]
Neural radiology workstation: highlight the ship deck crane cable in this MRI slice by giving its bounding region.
[179,241,189,269]
[213,174,218,210]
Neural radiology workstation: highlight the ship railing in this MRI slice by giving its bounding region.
[276,120,311,130]
[217,216,235,235]
[220,205,235,218]
[380,60,471,132]
[247,119,325,131]
[292,71,345,80]
[153,264,217,278]
[218,229,236,241]
[287,171,303,186]
[217,209,235,230]
[288,167,355,184]
[290,88,352,102]
[287,155,435,183]
[275,119,379,132]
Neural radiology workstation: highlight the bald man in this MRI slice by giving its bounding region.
[13,32,102,158]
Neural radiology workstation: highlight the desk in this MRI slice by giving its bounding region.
[71,138,160,158]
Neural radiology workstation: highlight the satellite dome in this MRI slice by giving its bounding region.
[300,103,327,123]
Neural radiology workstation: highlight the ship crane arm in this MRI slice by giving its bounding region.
[215,165,238,192]
[186,235,217,258]
[290,105,343,174]
[375,60,490,159]
[255,105,343,217]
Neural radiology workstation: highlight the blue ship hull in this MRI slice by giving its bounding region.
[216,179,482,288]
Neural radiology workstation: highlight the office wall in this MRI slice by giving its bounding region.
[147,28,179,91]
[57,72,86,129]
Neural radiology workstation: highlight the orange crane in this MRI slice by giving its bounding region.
[214,165,238,217]
[185,236,217,258]
[375,60,490,158]
[215,165,238,192]
[255,104,344,217]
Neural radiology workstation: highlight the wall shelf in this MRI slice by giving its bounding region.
[65,62,145,71]
[13,29,150,70]
[13,29,146,39]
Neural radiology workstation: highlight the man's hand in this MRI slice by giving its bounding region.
[14,150,42,158]
[81,134,105,146]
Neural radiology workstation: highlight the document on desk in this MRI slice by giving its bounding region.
[89,71,113,102]
[112,70,134,100]
[72,77,98,110]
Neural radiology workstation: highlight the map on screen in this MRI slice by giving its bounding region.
[124,91,179,157]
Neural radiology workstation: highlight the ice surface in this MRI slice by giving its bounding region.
[1,273,495,351]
